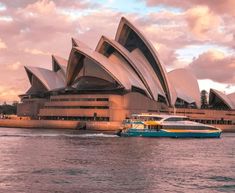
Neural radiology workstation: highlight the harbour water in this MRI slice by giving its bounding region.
[0,128,234,193]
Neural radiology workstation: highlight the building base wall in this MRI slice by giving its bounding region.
[38,92,168,122]
[16,92,235,131]
[17,98,47,119]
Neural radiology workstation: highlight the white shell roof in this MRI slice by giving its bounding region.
[227,92,235,106]
[168,68,201,107]
[52,55,67,75]
[209,89,234,109]
[115,17,173,105]
[68,46,152,98]
[72,38,91,49]
[96,36,165,100]
[130,48,165,98]
[96,36,153,99]
[175,88,196,104]
[76,57,117,83]
[25,66,66,91]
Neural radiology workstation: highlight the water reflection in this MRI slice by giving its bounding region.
[0,128,234,192]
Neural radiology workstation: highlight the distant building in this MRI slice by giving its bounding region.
[17,17,235,129]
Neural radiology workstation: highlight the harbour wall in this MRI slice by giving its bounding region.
[0,120,122,131]
[214,124,235,132]
[0,119,234,132]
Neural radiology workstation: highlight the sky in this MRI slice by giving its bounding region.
[0,0,235,103]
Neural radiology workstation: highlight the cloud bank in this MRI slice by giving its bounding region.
[0,0,234,102]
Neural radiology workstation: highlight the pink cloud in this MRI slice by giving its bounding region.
[154,43,178,66]
[0,37,6,49]
[6,61,23,71]
[185,6,221,40]
[24,48,51,56]
[144,0,235,49]
[145,0,235,16]
[0,0,234,103]
[0,85,22,103]
[0,0,96,9]
[188,50,235,83]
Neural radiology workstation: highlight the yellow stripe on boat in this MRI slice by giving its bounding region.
[144,121,160,125]
[163,129,219,133]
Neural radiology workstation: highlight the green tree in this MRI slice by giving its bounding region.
[201,90,208,109]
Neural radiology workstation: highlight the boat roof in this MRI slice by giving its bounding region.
[131,113,187,119]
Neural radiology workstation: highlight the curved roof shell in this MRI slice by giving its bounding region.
[96,36,165,100]
[72,38,91,49]
[175,88,195,104]
[67,46,152,98]
[95,36,154,99]
[25,66,66,91]
[115,17,172,105]
[227,92,235,106]
[67,48,117,86]
[168,69,201,107]
[66,48,86,85]
[68,49,117,85]
[209,89,234,110]
[52,55,67,75]
[129,48,166,98]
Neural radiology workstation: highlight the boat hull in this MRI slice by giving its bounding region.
[119,129,221,138]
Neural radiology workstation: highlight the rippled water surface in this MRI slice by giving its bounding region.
[0,128,234,193]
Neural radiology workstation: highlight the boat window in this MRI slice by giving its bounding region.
[150,117,162,121]
[131,115,163,122]
[164,117,188,122]
[148,125,161,130]
[133,124,144,129]
[140,116,162,121]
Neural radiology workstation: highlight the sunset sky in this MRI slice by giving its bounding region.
[0,0,235,103]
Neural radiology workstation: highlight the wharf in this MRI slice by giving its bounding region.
[0,119,234,132]
[0,119,122,131]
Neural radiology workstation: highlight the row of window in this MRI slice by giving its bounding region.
[40,116,109,121]
[170,111,205,115]
[191,119,234,125]
[44,106,109,109]
[226,113,235,116]
[50,98,109,102]
[149,110,205,115]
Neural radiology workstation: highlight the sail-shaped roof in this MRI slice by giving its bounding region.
[209,89,234,110]
[227,92,235,107]
[96,36,153,99]
[168,69,201,108]
[115,17,172,105]
[24,66,66,91]
[67,46,152,98]
[72,38,91,49]
[96,36,167,100]
[52,55,67,75]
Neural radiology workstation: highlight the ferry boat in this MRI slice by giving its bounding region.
[117,114,222,138]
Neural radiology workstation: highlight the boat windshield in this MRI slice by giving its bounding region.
[132,115,163,121]
[164,117,188,122]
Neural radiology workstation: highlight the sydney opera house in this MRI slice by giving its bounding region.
[17,17,235,128]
